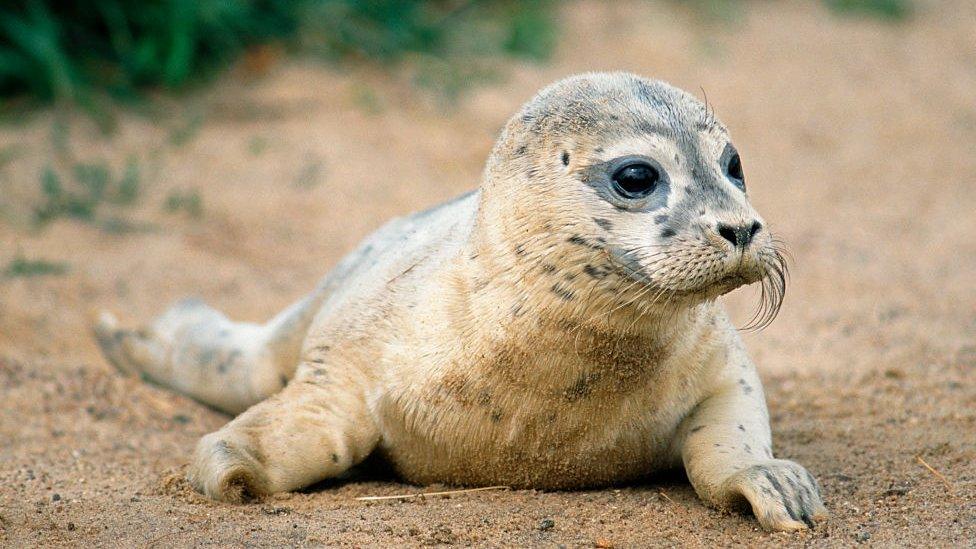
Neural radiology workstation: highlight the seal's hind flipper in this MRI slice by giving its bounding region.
[93,311,165,378]
[92,296,312,414]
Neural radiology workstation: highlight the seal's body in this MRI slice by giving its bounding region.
[96,73,826,531]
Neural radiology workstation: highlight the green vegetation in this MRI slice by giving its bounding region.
[680,0,745,22]
[679,0,913,22]
[34,159,140,225]
[0,0,559,106]
[164,188,203,218]
[4,255,68,277]
[824,0,912,20]
[0,0,915,107]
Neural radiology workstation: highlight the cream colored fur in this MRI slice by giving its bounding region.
[96,72,826,531]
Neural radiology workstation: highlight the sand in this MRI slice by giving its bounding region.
[1,0,974,546]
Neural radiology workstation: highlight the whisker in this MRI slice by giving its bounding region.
[740,245,789,331]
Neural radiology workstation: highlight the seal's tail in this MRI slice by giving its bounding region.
[93,289,326,415]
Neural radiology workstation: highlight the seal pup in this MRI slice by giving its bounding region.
[95,72,826,531]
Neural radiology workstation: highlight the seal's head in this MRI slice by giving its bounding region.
[479,72,787,327]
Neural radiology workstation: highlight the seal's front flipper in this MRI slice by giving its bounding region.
[676,374,827,531]
[188,351,380,500]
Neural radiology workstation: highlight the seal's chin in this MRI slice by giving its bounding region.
[712,272,761,294]
[689,268,766,300]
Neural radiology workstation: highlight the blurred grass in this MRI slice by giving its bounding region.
[681,0,912,22]
[4,255,68,277]
[163,188,203,218]
[0,0,913,110]
[824,0,912,20]
[34,158,140,226]
[0,0,559,107]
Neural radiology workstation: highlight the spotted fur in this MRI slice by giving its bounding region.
[95,73,823,532]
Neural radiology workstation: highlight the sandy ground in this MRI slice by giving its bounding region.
[1,0,975,546]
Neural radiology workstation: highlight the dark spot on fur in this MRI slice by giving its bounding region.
[198,348,217,366]
[216,350,242,374]
[674,153,680,165]
[551,283,575,301]
[699,207,706,215]
[739,378,753,395]
[690,425,705,433]
[661,228,676,238]
[490,410,503,422]
[563,272,576,282]
[477,390,492,406]
[594,147,604,154]
[309,358,326,364]
[744,444,752,454]
[564,372,601,402]
[542,264,557,274]
[314,345,331,353]
[527,167,540,179]
[583,264,609,279]
[312,368,328,377]
[738,424,746,432]
[654,214,668,224]
[331,453,339,463]
[511,302,526,318]
[567,235,604,251]
[593,217,613,230]
[561,151,570,166]
[279,374,288,387]
[515,145,527,156]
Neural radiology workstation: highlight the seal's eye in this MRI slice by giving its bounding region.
[611,162,659,199]
[723,145,746,191]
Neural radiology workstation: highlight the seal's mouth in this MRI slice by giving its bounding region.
[627,242,789,330]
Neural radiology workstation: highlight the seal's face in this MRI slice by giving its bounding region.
[575,115,777,297]
[488,73,787,326]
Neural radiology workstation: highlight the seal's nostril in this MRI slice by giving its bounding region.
[718,224,739,247]
[717,221,760,249]
[749,221,762,238]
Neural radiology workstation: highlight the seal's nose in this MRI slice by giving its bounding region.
[716,221,762,249]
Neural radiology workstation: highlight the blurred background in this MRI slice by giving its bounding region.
[1,0,973,546]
